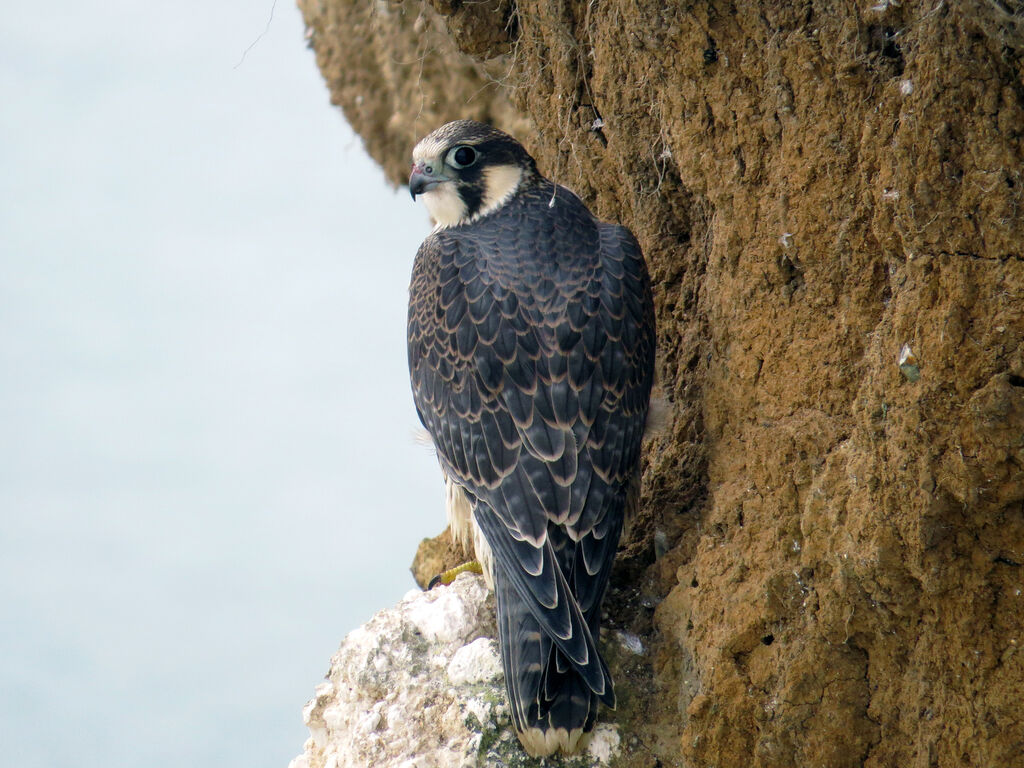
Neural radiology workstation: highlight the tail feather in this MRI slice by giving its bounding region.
[542,652,599,734]
[474,504,608,695]
[495,567,608,758]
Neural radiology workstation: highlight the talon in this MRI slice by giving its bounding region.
[428,560,483,589]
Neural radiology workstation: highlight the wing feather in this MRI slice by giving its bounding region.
[408,180,655,740]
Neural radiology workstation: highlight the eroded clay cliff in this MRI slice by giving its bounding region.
[298,1,1024,765]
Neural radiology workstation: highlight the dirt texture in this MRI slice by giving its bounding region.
[410,525,470,588]
[299,1,1024,766]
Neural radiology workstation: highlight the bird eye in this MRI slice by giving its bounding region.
[448,145,477,168]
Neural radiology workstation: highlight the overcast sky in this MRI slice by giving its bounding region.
[0,3,444,767]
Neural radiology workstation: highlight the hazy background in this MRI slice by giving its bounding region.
[0,3,443,766]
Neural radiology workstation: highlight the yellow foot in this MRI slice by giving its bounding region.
[428,561,483,589]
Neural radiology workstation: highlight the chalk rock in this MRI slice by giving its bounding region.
[288,573,621,768]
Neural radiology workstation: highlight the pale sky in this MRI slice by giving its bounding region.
[0,3,444,766]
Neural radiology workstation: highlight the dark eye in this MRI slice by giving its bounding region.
[449,145,477,168]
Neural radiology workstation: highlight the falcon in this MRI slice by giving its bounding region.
[406,120,655,757]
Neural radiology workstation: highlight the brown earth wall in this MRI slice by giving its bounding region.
[299,1,1024,765]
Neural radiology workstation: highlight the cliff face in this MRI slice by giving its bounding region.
[298,1,1024,765]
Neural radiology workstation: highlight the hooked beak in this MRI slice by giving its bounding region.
[409,160,447,200]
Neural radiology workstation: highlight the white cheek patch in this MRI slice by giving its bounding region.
[475,164,523,221]
[413,152,523,228]
[422,183,468,229]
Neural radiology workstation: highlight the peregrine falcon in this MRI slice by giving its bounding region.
[407,120,655,757]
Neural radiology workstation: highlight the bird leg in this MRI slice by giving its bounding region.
[428,560,484,589]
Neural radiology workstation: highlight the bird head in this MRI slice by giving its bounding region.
[409,120,537,228]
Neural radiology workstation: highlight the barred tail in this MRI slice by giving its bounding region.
[494,568,611,757]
